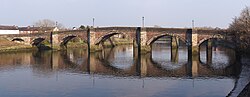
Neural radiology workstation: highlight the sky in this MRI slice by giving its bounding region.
[1,0,250,28]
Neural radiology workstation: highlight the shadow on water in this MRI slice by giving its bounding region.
[36,44,52,50]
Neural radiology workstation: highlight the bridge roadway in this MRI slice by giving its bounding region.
[0,27,236,53]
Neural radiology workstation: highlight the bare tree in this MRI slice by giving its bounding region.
[229,7,250,50]
[33,19,64,29]
[229,6,250,33]
[153,25,162,28]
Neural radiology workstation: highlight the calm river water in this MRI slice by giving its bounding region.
[0,44,244,97]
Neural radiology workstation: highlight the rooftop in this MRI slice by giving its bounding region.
[0,25,18,30]
[18,26,56,31]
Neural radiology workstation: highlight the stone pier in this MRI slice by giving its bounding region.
[191,29,199,55]
[138,27,151,53]
[206,39,212,65]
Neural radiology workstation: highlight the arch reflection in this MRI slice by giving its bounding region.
[0,44,241,79]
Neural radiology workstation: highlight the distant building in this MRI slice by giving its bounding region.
[0,25,19,34]
[19,26,59,34]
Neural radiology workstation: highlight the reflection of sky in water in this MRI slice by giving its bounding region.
[108,46,134,69]
[0,69,235,97]
[152,46,188,70]
[67,50,85,65]
[200,47,232,69]
[211,51,230,69]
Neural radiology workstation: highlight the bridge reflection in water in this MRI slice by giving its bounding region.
[0,45,240,78]
[0,43,243,97]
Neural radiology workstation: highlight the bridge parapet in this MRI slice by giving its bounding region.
[94,27,137,31]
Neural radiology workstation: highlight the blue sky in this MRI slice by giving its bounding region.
[1,0,250,28]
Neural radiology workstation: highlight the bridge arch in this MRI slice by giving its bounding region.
[146,33,186,45]
[12,38,24,42]
[31,37,45,46]
[198,34,225,46]
[60,34,88,46]
[198,36,236,49]
[94,31,128,45]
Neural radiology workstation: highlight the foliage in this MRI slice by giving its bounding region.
[79,25,93,30]
[79,25,86,29]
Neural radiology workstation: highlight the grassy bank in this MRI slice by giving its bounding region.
[0,46,37,53]
[0,37,133,53]
[0,37,36,53]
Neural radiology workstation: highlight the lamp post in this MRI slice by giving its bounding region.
[55,21,58,27]
[93,18,95,28]
[142,17,145,27]
[192,20,194,29]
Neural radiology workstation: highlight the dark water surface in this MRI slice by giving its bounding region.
[0,44,243,97]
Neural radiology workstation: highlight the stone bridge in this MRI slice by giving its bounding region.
[0,27,235,52]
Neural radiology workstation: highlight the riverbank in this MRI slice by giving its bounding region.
[237,54,250,97]
[238,82,250,97]
[227,54,250,97]
[0,38,36,53]
[0,37,133,53]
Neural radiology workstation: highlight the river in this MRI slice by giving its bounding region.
[0,43,247,97]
